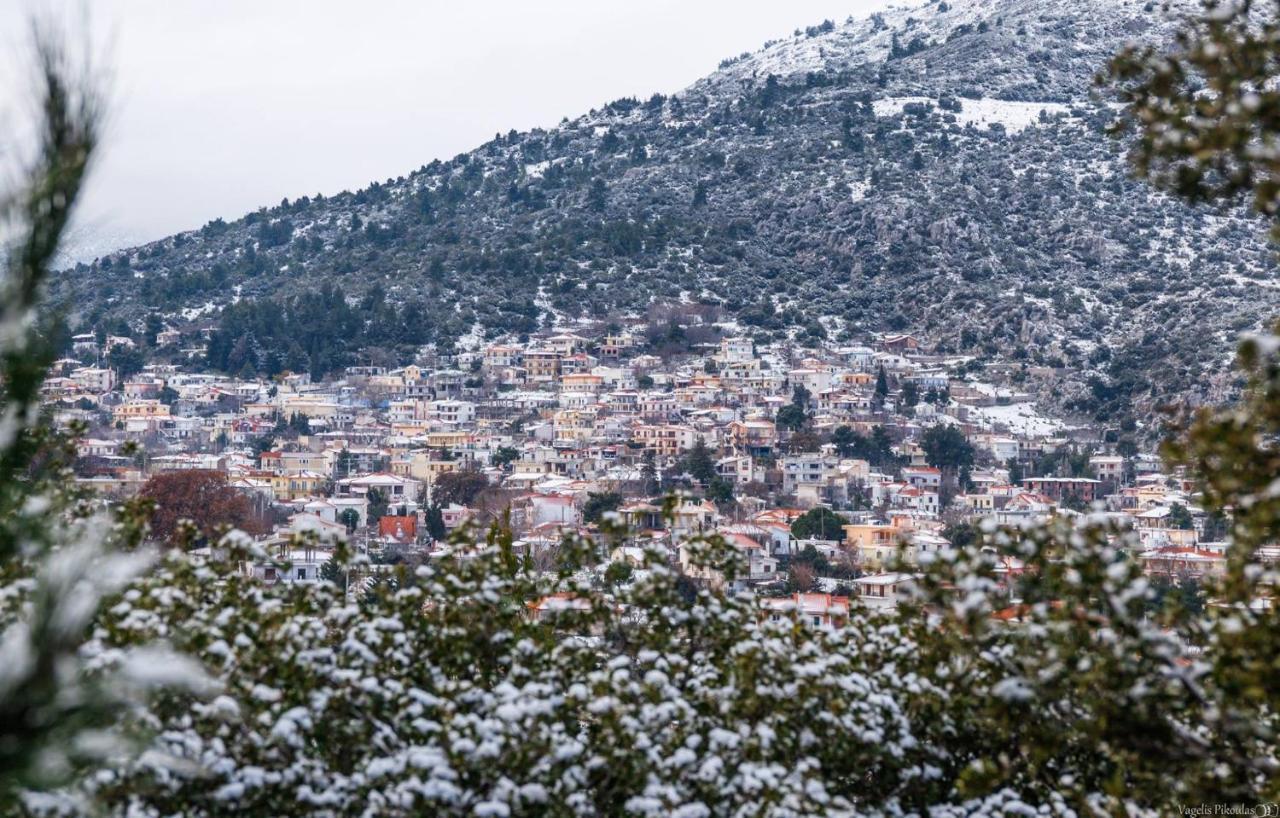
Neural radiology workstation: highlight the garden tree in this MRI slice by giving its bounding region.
[106,343,144,378]
[1147,573,1206,618]
[334,448,355,479]
[338,508,360,533]
[432,469,490,508]
[874,365,889,401]
[774,402,807,432]
[138,469,264,545]
[790,384,811,409]
[602,559,633,587]
[319,556,342,586]
[680,437,717,484]
[789,542,858,582]
[831,424,859,457]
[639,448,658,494]
[790,506,849,541]
[900,380,919,408]
[941,521,978,548]
[785,428,821,453]
[143,312,163,346]
[288,412,310,436]
[704,476,735,505]
[1006,458,1024,485]
[424,502,447,540]
[1034,445,1094,479]
[581,491,623,523]
[365,487,389,522]
[491,445,520,468]
[832,424,899,469]
[250,434,275,457]
[1167,502,1195,531]
[920,423,974,470]
[775,385,810,433]
[785,559,817,592]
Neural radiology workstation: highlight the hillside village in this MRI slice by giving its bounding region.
[49,319,1230,615]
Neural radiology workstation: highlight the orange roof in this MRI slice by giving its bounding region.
[378,515,417,542]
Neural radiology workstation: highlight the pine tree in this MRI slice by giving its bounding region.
[683,438,716,484]
[425,503,447,540]
[692,181,708,207]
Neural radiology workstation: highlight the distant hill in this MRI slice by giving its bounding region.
[54,0,1276,422]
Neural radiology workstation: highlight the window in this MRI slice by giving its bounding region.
[297,568,307,580]
[811,616,821,626]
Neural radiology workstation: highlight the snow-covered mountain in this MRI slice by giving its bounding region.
[56,0,1271,422]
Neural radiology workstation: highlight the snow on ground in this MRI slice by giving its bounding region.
[871,97,1072,134]
[967,402,1066,436]
[180,301,221,320]
[524,161,550,179]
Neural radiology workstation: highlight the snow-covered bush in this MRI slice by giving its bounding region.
[58,503,1274,816]
[0,36,212,811]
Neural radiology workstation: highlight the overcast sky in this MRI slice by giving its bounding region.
[0,1,891,251]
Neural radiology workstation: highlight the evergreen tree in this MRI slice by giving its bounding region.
[692,181,708,207]
[790,507,849,541]
[921,424,974,470]
[425,503,447,540]
[366,488,389,522]
[640,449,658,494]
[901,381,919,408]
[339,508,360,533]
[1007,458,1024,485]
[683,438,716,484]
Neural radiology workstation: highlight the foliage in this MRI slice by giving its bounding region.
[339,508,360,533]
[0,34,208,807]
[831,424,898,468]
[789,507,849,541]
[920,424,975,470]
[581,491,622,524]
[432,471,490,508]
[1107,0,1280,236]
[366,488,390,523]
[138,470,264,546]
[941,521,978,549]
[1167,502,1194,531]
[774,403,807,432]
[679,438,717,485]
[704,476,735,505]
[900,380,919,408]
[491,446,521,468]
[37,451,1276,816]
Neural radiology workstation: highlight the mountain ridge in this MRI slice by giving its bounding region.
[55,0,1272,424]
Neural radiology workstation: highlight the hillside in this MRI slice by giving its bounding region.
[54,0,1277,422]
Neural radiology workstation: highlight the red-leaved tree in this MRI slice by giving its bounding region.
[139,470,265,546]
